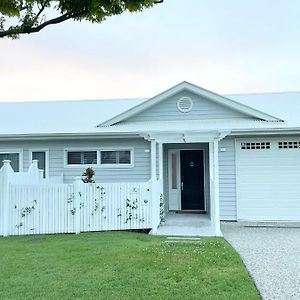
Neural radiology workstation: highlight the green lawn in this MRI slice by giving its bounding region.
[0,232,259,300]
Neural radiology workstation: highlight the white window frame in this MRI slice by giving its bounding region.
[99,147,134,169]
[64,147,134,169]
[0,149,23,172]
[29,149,49,178]
[64,148,99,168]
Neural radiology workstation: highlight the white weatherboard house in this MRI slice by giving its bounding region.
[1,81,300,237]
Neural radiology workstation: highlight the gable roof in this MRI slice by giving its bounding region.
[227,91,300,127]
[0,98,145,135]
[97,81,282,127]
[0,85,300,137]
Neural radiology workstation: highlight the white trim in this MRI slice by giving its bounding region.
[64,147,134,169]
[29,149,49,178]
[213,139,221,235]
[0,133,142,141]
[99,148,134,169]
[4,128,300,141]
[150,140,160,230]
[141,131,231,143]
[158,143,163,180]
[230,129,300,135]
[234,138,240,220]
[64,148,99,168]
[208,140,222,236]
[167,149,181,211]
[0,149,23,172]
[98,81,282,126]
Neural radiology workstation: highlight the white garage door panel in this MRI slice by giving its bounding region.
[236,138,300,221]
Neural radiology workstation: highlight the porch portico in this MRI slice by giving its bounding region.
[144,130,228,237]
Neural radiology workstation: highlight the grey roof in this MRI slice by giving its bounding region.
[0,91,300,136]
[227,91,300,128]
[0,98,145,135]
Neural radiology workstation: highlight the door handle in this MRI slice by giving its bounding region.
[181,182,183,191]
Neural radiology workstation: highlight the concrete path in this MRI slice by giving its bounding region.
[222,222,300,300]
[154,213,216,236]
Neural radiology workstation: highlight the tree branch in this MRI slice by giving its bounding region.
[32,0,50,25]
[0,12,74,37]
[0,0,164,38]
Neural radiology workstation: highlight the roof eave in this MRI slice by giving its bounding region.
[230,127,300,135]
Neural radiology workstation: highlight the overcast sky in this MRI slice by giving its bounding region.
[0,0,299,102]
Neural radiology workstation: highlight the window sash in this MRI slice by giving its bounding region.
[67,151,97,165]
[101,150,131,165]
[66,149,132,166]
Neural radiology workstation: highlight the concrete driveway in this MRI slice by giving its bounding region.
[222,222,300,300]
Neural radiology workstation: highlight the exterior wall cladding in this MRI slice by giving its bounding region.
[0,138,151,183]
[127,90,248,122]
[0,135,237,221]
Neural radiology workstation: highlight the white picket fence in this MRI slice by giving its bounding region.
[0,160,153,236]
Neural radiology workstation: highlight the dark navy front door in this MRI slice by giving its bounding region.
[180,150,205,210]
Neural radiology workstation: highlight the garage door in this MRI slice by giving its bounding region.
[236,138,300,221]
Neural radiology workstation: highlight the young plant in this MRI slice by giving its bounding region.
[82,167,95,183]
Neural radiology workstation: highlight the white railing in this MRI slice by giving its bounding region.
[0,161,152,236]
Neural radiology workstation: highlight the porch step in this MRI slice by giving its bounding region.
[164,236,201,243]
[166,236,201,240]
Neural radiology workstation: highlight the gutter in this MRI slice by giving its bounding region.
[230,127,300,135]
[1,127,300,141]
[0,132,141,141]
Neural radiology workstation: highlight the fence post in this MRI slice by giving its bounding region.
[39,170,44,182]
[28,160,40,183]
[74,177,82,234]
[1,160,14,237]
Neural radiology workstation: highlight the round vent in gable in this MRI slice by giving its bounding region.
[177,96,193,113]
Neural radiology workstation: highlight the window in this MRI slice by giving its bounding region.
[101,150,131,165]
[241,142,271,150]
[31,151,47,178]
[0,153,20,172]
[67,151,97,165]
[171,153,177,189]
[65,149,133,167]
[278,141,300,149]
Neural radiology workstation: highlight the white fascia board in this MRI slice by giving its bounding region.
[141,130,230,143]
[0,132,141,141]
[230,127,300,136]
[97,81,283,127]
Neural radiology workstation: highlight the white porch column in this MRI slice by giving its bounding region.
[209,139,222,236]
[158,142,163,180]
[150,139,160,231]
[151,139,157,181]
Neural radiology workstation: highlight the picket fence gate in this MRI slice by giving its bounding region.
[0,161,153,236]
